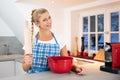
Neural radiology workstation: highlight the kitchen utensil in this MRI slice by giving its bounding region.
[81,36,85,56]
[74,37,78,56]
[24,20,32,54]
[94,49,105,61]
[47,56,73,74]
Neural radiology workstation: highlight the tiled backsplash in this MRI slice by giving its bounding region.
[0,36,23,55]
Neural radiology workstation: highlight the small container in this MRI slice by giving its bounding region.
[83,52,88,58]
[78,52,83,57]
[67,50,71,56]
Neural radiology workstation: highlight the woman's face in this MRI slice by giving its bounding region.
[37,12,52,30]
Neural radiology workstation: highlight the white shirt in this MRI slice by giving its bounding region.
[23,32,66,53]
[32,34,66,50]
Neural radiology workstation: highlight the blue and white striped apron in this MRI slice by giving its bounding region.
[27,33,60,74]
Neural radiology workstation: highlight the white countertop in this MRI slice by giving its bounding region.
[1,58,120,80]
[0,54,23,62]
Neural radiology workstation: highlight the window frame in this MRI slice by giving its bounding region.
[79,5,120,55]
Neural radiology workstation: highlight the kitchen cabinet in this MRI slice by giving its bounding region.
[15,61,25,76]
[0,61,15,78]
[0,60,25,78]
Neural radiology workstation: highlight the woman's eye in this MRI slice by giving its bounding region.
[42,16,51,22]
[48,16,51,19]
[43,19,47,22]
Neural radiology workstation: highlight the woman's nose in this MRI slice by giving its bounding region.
[47,19,52,24]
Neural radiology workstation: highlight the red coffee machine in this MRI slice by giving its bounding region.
[100,43,120,74]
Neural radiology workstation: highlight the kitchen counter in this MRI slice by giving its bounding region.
[0,58,120,80]
[0,54,23,62]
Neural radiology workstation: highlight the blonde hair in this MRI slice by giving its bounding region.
[31,8,48,43]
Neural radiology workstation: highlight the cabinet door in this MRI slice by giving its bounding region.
[15,61,25,76]
[112,43,120,68]
[0,61,14,78]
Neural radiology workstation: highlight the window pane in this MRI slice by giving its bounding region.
[111,33,119,42]
[111,12,119,31]
[90,34,96,50]
[98,14,104,32]
[83,17,88,32]
[83,34,88,50]
[98,34,104,50]
[90,16,95,32]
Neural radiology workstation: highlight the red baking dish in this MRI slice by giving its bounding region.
[47,56,73,74]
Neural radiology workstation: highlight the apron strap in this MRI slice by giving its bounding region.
[35,32,59,45]
[51,33,59,45]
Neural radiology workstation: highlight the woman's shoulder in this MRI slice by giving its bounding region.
[53,33,66,49]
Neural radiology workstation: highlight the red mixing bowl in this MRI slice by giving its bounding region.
[47,56,73,74]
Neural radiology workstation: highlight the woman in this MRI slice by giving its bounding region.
[22,8,82,74]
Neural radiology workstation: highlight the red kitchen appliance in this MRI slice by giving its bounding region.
[100,43,120,74]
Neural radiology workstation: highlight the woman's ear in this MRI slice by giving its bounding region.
[34,21,40,27]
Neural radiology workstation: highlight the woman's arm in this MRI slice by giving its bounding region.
[22,51,33,71]
[60,45,68,56]
[60,45,82,74]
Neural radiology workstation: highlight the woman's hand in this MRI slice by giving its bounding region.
[22,54,33,71]
[72,65,83,74]
[23,54,33,67]
[75,66,83,74]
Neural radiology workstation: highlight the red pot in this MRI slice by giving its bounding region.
[47,56,73,74]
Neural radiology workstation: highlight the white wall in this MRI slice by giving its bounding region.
[0,17,15,36]
[0,0,25,44]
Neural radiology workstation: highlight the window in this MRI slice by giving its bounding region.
[80,6,120,52]
[83,14,105,51]
[111,12,119,42]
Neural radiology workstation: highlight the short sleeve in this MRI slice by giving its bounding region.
[54,34,66,50]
